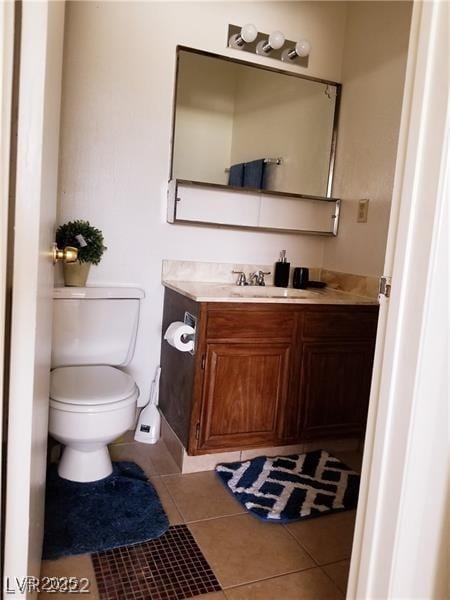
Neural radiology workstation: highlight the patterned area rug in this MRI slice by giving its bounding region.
[216,449,360,523]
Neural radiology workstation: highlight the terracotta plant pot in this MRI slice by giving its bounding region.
[63,262,91,287]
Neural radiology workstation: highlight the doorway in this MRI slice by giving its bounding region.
[1,2,447,599]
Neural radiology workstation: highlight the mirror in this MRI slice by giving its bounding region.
[171,47,340,199]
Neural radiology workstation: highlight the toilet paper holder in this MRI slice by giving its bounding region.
[183,311,197,355]
[181,332,195,342]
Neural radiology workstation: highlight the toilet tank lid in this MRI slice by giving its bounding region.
[53,286,145,299]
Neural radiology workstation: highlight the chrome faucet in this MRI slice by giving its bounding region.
[232,269,271,286]
[249,270,271,286]
[232,270,248,286]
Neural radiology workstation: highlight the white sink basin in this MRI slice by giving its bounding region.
[229,286,320,299]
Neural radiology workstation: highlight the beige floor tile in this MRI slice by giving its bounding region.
[109,441,158,477]
[39,554,98,599]
[240,444,304,461]
[149,476,184,525]
[335,450,363,473]
[224,568,344,599]
[110,429,136,445]
[195,593,227,599]
[161,416,185,469]
[189,514,314,588]
[162,471,245,522]
[181,450,241,473]
[285,511,356,565]
[322,560,350,594]
[145,440,181,475]
[303,438,360,454]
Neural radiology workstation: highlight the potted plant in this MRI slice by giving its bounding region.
[55,220,107,287]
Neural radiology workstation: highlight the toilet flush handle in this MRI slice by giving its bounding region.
[51,242,78,265]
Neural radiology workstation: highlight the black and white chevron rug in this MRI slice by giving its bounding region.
[216,449,360,523]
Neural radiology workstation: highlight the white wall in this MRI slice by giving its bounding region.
[323,1,412,277]
[57,1,348,403]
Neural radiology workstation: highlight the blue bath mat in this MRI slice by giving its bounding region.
[216,449,360,523]
[43,461,169,560]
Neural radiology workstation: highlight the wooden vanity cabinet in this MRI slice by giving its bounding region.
[159,288,378,455]
[292,309,378,442]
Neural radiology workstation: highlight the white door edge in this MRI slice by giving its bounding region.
[3,2,65,596]
[348,1,448,598]
[0,0,15,539]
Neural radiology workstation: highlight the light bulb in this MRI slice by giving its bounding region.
[295,39,311,57]
[268,30,285,50]
[241,23,258,44]
[282,38,312,62]
[229,23,258,49]
[256,30,286,55]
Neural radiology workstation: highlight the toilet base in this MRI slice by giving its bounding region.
[58,445,113,482]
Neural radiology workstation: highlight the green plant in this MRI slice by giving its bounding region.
[55,220,107,265]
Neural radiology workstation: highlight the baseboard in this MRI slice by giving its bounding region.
[160,415,361,473]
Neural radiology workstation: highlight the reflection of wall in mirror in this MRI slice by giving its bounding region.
[172,51,336,197]
[172,53,236,185]
[230,68,336,197]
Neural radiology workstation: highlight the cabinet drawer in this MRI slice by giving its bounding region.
[207,309,295,340]
[302,309,378,340]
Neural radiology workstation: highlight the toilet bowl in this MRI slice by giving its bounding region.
[50,285,144,483]
[49,365,139,482]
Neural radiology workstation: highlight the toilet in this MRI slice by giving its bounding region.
[49,286,144,482]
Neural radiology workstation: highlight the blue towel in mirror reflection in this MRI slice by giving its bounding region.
[228,163,244,187]
[228,159,266,189]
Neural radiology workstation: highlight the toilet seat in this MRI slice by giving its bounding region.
[50,365,138,413]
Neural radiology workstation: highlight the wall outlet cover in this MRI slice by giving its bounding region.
[357,199,369,223]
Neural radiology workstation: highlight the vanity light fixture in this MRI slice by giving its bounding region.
[227,24,310,68]
[256,30,286,55]
[228,23,258,49]
[282,39,311,62]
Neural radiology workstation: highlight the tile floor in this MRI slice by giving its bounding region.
[39,438,362,599]
[92,525,222,600]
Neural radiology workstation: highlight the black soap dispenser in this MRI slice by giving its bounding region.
[274,250,290,288]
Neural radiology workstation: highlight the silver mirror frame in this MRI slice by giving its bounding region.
[168,46,342,236]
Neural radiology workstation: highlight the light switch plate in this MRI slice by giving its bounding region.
[357,199,369,223]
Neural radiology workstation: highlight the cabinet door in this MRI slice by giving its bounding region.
[299,341,375,440]
[198,343,290,451]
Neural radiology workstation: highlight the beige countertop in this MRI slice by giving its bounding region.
[163,280,379,305]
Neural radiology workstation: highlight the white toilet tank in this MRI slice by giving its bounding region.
[52,286,145,368]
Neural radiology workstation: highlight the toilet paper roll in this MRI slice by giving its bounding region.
[164,321,195,352]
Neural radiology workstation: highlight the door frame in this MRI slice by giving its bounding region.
[0,0,16,566]
[0,0,447,596]
[348,1,448,597]
[2,1,65,595]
